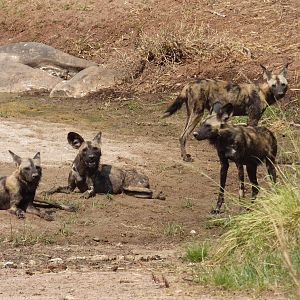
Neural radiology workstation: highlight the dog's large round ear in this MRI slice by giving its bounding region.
[210,102,223,114]
[260,64,272,80]
[93,132,102,145]
[33,152,41,163]
[218,103,234,122]
[8,150,22,167]
[67,132,85,149]
[279,62,290,77]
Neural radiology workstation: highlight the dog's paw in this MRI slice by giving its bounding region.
[80,191,92,199]
[183,154,194,162]
[210,208,221,215]
[15,209,25,219]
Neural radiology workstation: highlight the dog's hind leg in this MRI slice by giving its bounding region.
[179,111,203,162]
[43,185,74,195]
[34,197,77,212]
[123,186,166,200]
[24,204,54,221]
[246,164,259,199]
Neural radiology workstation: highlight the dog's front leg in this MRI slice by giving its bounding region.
[9,193,26,219]
[26,203,54,221]
[80,177,96,199]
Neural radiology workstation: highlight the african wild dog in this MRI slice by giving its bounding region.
[45,132,165,200]
[163,64,288,162]
[0,151,75,220]
[0,151,50,220]
[193,102,277,214]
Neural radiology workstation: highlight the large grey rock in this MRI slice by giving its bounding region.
[0,61,62,93]
[50,65,118,98]
[0,42,97,75]
[0,42,121,97]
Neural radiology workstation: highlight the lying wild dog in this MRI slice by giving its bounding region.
[0,151,75,221]
[45,132,165,200]
[193,102,277,214]
[163,64,288,162]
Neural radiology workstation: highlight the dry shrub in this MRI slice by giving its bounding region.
[136,24,248,66]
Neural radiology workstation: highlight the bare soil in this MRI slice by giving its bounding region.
[0,0,299,298]
[0,94,291,300]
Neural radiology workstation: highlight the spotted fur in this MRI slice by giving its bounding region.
[193,102,277,214]
[0,151,47,219]
[46,132,165,200]
[163,64,288,161]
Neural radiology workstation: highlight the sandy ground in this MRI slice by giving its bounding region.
[0,115,289,300]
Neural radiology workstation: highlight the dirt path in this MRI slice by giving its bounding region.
[0,116,287,299]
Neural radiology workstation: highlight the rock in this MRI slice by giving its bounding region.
[49,257,64,265]
[0,61,62,93]
[66,256,87,262]
[0,42,96,74]
[4,261,16,268]
[50,65,119,98]
[90,255,110,262]
[29,260,37,266]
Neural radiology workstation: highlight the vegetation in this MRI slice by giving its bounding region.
[189,104,300,297]
[184,241,209,263]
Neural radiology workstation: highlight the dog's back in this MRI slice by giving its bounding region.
[0,176,10,210]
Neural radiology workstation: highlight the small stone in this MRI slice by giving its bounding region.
[25,270,35,276]
[49,258,63,265]
[92,237,100,242]
[29,260,36,266]
[67,256,86,262]
[90,255,109,261]
[190,230,196,235]
[4,261,17,268]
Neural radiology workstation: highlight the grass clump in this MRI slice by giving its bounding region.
[164,222,184,236]
[196,177,300,295]
[184,241,209,263]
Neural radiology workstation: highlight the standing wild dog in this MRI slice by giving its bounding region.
[163,64,288,161]
[193,102,277,214]
[46,132,165,200]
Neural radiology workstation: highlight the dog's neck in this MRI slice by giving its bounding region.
[12,170,40,191]
[75,155,100,176]
[259,82,280,105]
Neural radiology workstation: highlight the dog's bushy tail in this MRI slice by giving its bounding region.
[162,95,186,118]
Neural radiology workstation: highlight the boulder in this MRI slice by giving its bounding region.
[50,65,118,98]
[0,61,62,93]
[0,42,97,76]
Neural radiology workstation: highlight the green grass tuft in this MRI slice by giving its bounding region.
[184,241,209,263]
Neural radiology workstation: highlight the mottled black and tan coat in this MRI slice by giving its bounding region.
[0,151,46,219]
[193,102,277,214]
[46,132,165,200]
[164,64,288,161]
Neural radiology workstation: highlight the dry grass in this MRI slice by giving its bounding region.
[136,24,248,66]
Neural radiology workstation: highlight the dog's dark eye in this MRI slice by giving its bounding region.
[82,148,87,153]
[272,84,276,88]
[92,147,99,151]
[281,83,286,87]
[23,167,30,171]
[36,166,41,170]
